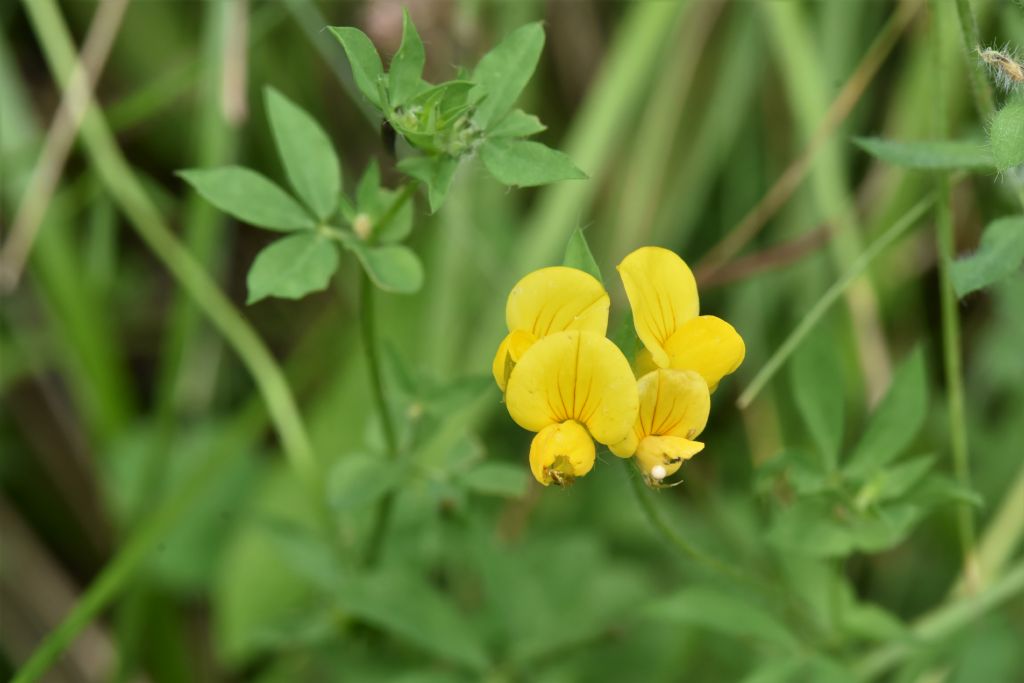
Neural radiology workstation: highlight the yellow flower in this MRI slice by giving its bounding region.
[505,330,639,486]
[618,247,745,391]
[492,267,609,391]
[610,369,710,483]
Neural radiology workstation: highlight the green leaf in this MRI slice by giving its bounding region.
[336,569,490,671]
[951,217,1024,297]
[853,137,995,171]
[327,452,403,512]
[179,167,313,231]
[356,160,381,211]
[643,586,798,649]
[844,348,927,478]
[480,138,586,187]
[768,499,855,557]
[397,155,457,214]
[388,10,426,108]
[862,455,934,506]
[264,87,341,221]
[789,328,844,468]
[246,233,338,304]
[472,22,545,129]
[373,187,415,243]
[329,26,385,109]
[989,99,1024,171]
[347,241,424,294]
[490,109,546,138]
[460,462,528,498]
[562,228,603,283]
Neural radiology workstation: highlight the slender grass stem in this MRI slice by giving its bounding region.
[23,0,318,484]
[856,561,1024,680]
[952,0,995,120]
[360,184,416,566]
[737,195,935,409]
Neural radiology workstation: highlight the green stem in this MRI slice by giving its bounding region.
[856,561,1024,680]
[360,270,398,567]
[737,195,936,409]
[22,0,318,485]
[936,176,977,582]
[952,0,995,120]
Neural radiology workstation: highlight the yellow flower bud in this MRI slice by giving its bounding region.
[529,420,596,487]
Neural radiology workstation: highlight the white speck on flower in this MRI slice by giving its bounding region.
[651,465,667,481]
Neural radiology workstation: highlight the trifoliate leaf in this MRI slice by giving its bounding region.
[388,10,427,108]
[480,138,586,187]
[951,216,1024,297]
[854,137,994,171]
[472,22,545,130]
[397,155,457,214]
[179,167,314,231]
[490,109,546,138]
[989,99,1024,171]
[264,87,341,221]
[246,233,339,303]
[329,26,385,108]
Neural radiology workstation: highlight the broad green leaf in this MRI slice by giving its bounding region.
[853,137,994,171]
[789,328,844,468]
[264,87,341,221]
[388,10,426,107]
[336,569,490,671]
[951,217,1024,297]
[837,583,908,642]
[562,228,603,283]
[989,99,1024,171]
[844,348,927,477]
[246,233,338,304]
[348,242,424,294]
[857,454,934,507]
[329,26,385,108]
[460,462,528,498]
[490,109,546,138]
[480,138,586,187]
[643,586,798,649]
[373,187,415,243]
[397,155,457,214]
[179,167,313,231]
[768,499,855,557]
[472,22,545,129]
[327,452,403,512]
[356,160,381,211]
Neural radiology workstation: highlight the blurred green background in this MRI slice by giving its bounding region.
[2,0,1023,681]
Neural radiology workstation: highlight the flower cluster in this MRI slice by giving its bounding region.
[494,247,746,487]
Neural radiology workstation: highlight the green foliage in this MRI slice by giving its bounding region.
[178,167,314,231]
[246,233,339,304]
[459,462,528,498]
[264,87,341,221]
[789,328,844,469]
[951,217,1024,297]
[470,22,545,130]
[562,228,603,283]
[988,98,1024,171]
[330,15,583,206]
[853,137,995,170]
[481,138,587,187]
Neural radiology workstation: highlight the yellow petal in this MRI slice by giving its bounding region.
[663,316,745,390]
[507,329,537,361]
[636,435,704,481]
[635,369,710,441]
[492,334,513,391]
[505,330,639,446]
[506,266,610,339]
[529,420,595,486]
[610,431,638,458]
[617,247,699,368]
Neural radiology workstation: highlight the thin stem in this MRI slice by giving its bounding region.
[22,0,318,485]
[358,184,415,566]
[952,0,995,120]
[737,194,935,409]
[936,176,977,586]
[856,561,1024,680]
